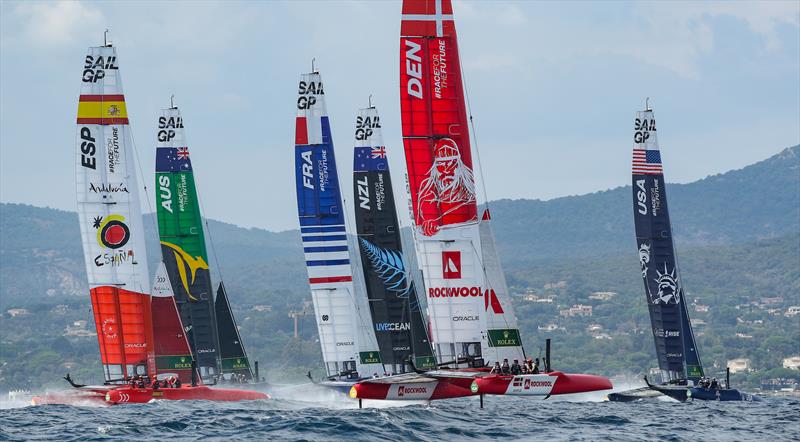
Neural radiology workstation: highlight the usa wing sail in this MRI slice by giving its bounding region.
[632,107,703,383]
[352,105,436,373]
[155,105,221,380]
[400,0,488,365]
[295,71,381,379]
[76,45,155,382]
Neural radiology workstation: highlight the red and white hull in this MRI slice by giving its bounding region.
[350,371,612,401]
[32,385,268,406]
[474,372,612,396]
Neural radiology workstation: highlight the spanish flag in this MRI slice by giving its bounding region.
[77,94,129,125]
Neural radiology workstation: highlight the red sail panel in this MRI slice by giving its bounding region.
[152,296,195,383]
[90,287,154,379]
[400,0,476,237]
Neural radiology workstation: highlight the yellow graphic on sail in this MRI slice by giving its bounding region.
[160,241,209,302]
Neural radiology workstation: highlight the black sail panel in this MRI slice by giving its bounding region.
[214,282,254,380]
[631,108,703,383]
[160,243,220,377]
[352,106,435,373]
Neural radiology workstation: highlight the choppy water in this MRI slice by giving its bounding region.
[1,385,798,441]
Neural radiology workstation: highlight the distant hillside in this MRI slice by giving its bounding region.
[1,145,797,306]
[1,146,799,391]
[491,145,799,267]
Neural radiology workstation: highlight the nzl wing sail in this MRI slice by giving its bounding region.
[632,106,703,384]
[151,262,195,384]
[75,44,155,382]
[155,104,221,380]
[352,105,436,372]
[215,282,254,380]
[401,0,523,365]
[294,71,381,379]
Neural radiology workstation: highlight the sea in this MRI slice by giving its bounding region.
[1,385,798,441]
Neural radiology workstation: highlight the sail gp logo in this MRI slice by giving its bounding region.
[442,251,461,279]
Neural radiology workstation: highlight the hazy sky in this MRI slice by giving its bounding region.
[1,1,798,231]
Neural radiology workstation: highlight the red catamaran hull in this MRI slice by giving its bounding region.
[351,371,612,401]
[32,385,268,406]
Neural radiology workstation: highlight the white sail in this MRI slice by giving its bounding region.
[294,71,381,378]
[75,44,152,381]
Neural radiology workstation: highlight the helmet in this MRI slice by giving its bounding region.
[433,138,459,161]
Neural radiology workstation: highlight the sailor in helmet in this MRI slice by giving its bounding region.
[416,138,476,236]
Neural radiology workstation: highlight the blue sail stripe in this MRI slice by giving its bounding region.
[304,246,349,253]
[301,225,346,233]
[302,234,347,242]
[306,259,350,267]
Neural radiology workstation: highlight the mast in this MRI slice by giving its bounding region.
[75,42,155,382]
[631,103,704,384]
[294,69,382,379]
[155,104,221,381]
[352,104,436,372]
[400,0,524,366]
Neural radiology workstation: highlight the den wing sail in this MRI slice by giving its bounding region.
[150,262,195,383]
[632,105,703,384]
[401,0,524,365]
[155,104,221,380]
[352,105,436,372]
[215,282,254,380]
[294,70,382,379]
[75,43,155,382]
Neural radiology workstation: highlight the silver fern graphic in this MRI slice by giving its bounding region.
[358,238,415,304]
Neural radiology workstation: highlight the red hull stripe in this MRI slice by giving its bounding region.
[79,94,126,102]
[77,117,129,125]
[295,116,309,145]
[309,276,352,284]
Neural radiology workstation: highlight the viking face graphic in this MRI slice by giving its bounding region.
[416,138,476,236]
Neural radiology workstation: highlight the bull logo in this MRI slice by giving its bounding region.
[653,263,680,304]
[417,138,476,236]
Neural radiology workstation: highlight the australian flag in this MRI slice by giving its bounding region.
[354,146,388,172]
[156,147,193,173]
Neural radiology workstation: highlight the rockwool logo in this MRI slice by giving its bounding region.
[442,251,461,279]
[398,385,427,397]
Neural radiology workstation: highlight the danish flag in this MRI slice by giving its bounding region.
[401,0,455,38]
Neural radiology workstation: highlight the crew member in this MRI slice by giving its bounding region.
[532,358,540,374]
[491,362,501,374]
[501,359,510,374]
[511,359,522,375]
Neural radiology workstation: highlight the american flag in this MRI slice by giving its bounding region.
[176,147,190,159]
[632,149,663,175]
[371,146,386,159]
